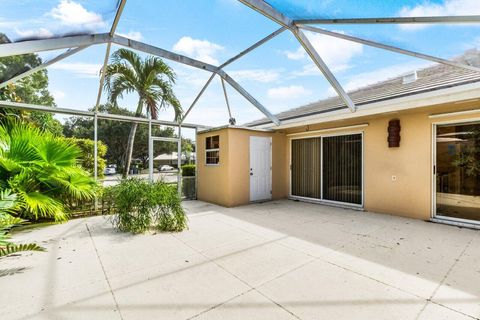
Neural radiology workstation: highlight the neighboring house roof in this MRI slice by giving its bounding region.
[246,49,480,127]
[153,152,195,161]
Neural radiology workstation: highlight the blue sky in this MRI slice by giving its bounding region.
[2,0,480,129]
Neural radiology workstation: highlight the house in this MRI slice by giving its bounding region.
[153,152,196,167]
[196,49,480,228]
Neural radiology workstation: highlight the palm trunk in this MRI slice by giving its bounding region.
[123,99,144,178]
[123,121,138,178]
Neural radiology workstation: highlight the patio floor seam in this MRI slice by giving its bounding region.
[171,233,306,320]
[184,288,256,320]
[85,222,124,320]
[192,211,437,315]
[416,234,478,320]
[208,212,479,319]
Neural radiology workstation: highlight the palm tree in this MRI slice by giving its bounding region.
[104,49,182,177]
[0,120,97,221]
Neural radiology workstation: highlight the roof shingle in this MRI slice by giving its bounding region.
[247,49,480,127]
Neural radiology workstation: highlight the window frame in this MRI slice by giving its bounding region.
[288,131,364,208]
[205,135,220,166]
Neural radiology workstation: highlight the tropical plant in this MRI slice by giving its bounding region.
[67,138,107,178]
[108,178,187,233]
[0,189,44,258]
[453,129,480,177]
[0,120,97,221]
[104,49,182,177]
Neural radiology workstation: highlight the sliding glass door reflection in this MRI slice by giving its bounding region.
[436,122,480,221]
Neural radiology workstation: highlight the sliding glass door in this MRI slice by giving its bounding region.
[323,135,363,204]
[435,122,480,222]
[290,133,363,206]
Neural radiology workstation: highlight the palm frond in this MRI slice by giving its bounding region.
[0,243,45,257]
[0,214,24,228]
[18,191,67,221]
[104,64,138,104]
[105,49,181,121]
[111,49,143,74]
[0,189,18,214]
[35,137,80,167]
[48,167,96,201]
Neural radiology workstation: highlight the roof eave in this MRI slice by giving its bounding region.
[254,81,480,130]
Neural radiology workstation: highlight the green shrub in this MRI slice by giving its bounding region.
[181,164,196,177]
[0,120,97,221]
[67,138,107,178]
[109,178,187,233]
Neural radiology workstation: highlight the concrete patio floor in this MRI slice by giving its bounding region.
[1,200,479,320]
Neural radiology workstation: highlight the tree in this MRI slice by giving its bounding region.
[0,33,62,135]
[63,104,184,169]
[104,49,182,177]
[67,138,107,178]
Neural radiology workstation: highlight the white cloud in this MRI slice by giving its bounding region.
[117,31,143,41]
[15,28,53,38]
[175,66,213,87]
[52,89,66,101]
[228,69,281,83]
[173,36,224,65]
[399,0,480,30]
[267,85,312,100]
[285,31,363,74]
[0,18,19,30]
[50,62,102,78]
[49,0,106,30]
[284,47,306,60]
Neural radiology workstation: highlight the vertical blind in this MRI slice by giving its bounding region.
[291,134,362,205]
[291,138,322,199]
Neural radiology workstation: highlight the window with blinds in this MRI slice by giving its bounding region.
[291,133,362,205]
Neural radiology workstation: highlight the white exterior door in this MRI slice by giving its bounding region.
[250,136,272,202]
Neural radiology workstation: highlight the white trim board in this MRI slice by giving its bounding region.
[286,124,368,136]
[429,107,480,119]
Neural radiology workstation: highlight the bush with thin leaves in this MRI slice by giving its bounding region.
[108,178,187,233]
[0,120,97,221]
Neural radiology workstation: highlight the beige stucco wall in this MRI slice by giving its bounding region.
[197,100,480,220]
[197,129,230,206]
[197,128,287,207]
[283,100,480,220]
